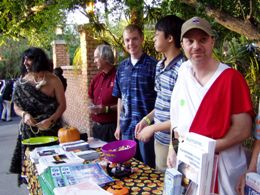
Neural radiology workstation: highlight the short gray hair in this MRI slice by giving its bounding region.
[95,44,114,65]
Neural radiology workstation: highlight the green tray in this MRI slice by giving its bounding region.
[22,136,58,146]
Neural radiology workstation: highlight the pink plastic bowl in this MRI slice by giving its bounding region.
[101,140,137,163]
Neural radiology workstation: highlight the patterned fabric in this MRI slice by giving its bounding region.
[10,78,62,185]
[23,148,164,195]
[112,53,157,137]
[154,54,186,145]
[13,79,62,139]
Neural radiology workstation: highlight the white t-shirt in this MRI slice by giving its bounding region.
[131,58,138,66]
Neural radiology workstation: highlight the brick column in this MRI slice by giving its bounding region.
[51,40,70,68]
[59,25,100,137]
[78,25,100,136]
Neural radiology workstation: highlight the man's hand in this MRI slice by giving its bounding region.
[136,125,154,143]
[135,119,149,138]
[89,105,104,115]
[114,127,121,140]
[167,145,177,168]
[236,173,246,195]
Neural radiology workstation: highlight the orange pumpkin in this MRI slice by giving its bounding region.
[58,126,80,143]
[106,184,129,195]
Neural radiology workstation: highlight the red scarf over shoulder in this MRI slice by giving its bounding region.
[190,68,254,193]
[190,68,254,139]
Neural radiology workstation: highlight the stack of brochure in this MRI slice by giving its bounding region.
[245,172,260,194]
[39,163,114,195]
[60,140,90,152]
[163,168,182,195]
[88,138,107,149]
[176,132,216,195]
[30,145,65,164]
[59,140,100,161]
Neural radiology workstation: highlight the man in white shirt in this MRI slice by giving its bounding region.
[167,16,254,194]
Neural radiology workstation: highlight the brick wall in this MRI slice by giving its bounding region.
[52,40,70,67]
[52,26,100,136]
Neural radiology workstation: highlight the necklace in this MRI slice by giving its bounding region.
[34,73,47,90]
[18,76,29,85]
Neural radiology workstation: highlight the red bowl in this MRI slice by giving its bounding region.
[101,140,137,163]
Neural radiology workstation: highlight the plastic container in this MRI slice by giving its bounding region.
[101,140,136,163]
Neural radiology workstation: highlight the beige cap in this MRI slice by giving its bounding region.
[181,16,214,40]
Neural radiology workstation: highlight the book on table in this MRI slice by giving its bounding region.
[176,132,216,195]
[38,163,114,195]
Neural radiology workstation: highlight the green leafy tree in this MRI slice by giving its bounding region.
[0,39,29,79]
[0,0,259,99]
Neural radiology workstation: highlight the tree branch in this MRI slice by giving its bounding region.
[205,7,260,41]
[181,0,260,41]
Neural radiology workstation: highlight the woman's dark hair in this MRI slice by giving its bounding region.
[21,47,52,73]
[53,67,63,76]
[53,67,67,91]
[155,15,184,48]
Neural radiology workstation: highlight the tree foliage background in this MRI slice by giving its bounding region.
[0,0,259,108]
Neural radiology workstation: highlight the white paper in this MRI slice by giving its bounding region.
[53,181,112,195]
[88,138,107,149]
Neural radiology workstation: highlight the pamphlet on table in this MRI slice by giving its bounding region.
[38,152,84,172]
[30,145,65,164]
[38,163,114,195]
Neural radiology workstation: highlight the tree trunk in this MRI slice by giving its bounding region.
[181,0,260,41]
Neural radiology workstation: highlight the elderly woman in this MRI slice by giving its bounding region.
[9,47,66,185]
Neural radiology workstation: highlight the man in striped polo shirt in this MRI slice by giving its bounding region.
[135,15,185,172]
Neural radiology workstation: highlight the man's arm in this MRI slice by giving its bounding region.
[216,112,252,153]
[236,139,260,195]
[114,98,122,140]
[135,109,155,137]
[248,139,260,172]
[136,120,171,142]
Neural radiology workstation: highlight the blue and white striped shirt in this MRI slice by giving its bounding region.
[112,53,157,138]
[154,53,186,145]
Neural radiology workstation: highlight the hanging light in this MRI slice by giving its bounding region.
[86,1,95,14]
